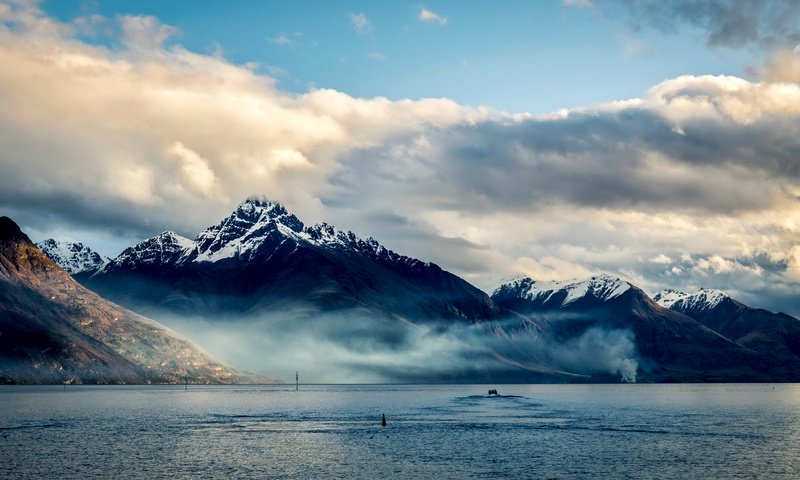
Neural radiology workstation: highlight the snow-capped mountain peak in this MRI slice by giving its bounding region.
[99,231,193,273]
[36,238,108,275]
[492,277,536,298]
[36,238,109,275]
[652,288,688,309]
[562,274,631,305]
[97,197,437,277]
[302,222,359,249]
[654,287,731,312]
[233,197,301,226]
[493,274,632,307]
[193,198,304,262]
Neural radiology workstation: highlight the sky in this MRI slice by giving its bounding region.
[2,0,800,315]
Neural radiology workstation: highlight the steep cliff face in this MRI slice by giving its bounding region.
[0,216,265,384]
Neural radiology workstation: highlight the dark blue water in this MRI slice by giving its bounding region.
[1,384,799,479]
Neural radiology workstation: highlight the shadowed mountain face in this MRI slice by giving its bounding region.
[492,276,799,382]
[655,289,800,377]
[84,198,500,323]
[0,216,263,384]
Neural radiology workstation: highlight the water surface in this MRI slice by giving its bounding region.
[1,384,798,479]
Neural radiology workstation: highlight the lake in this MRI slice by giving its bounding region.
[1,384,799,479]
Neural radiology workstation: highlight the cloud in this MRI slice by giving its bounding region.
[752,47,800,82]
[563,0,594,7]
[614,30,650,58]
[0,6,493,241]
[419,8,448,25]
[649,254,672,264]
[167,141,223,198]
[349,12,371,34]
[333,76,800,218]
[324,74,800,312]
[267,34,293,46]
[613,0,800,49]
[1,3,800,318]
[119,15,177,49]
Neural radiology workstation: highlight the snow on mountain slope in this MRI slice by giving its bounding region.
[36,239,108,275]
[493,274,632,308]
[101,197,435,273]
[84,197,501,322]
[653,288,731,313]
[193,199,304,263]
[302,222,430,270]
[98,231,193,273]
[651,289,688,309]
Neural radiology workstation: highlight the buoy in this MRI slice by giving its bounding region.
[381,413,387,427]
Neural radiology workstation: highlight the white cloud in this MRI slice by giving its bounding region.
[0,7,494,241]
[119,15,177,49]
[419,8,448,25]
[267,34,293,46]
[753,48,800,83]
[2,4,800,316]
[167,141,221,198]
[563,0,593,8]
[649,254,672,264]
[647,74,800,124]
[349,12,370,34]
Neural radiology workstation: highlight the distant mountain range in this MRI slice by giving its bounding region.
[17,197,800,383]
[492,276,796,382]
[0,216,265,384]
[653,288,800,378]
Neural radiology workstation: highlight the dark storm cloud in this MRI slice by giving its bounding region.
[332,105,800,216]
[613,0,800,49]
[1,189,163,240]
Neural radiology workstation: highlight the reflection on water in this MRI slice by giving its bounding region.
[1,384,799,479]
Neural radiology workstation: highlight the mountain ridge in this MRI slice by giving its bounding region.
[85,198,500,322]
[36,238,108,277]
[37,200,800,383]
[491,274,798,382]
[0,216,266,384]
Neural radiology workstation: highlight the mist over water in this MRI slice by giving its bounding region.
[156,309,639,383]
[544,328,639,383]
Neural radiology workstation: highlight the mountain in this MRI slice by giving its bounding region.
[492,275,633,314]
[36,238,108,279]
[492,275,788,382]
[71,197,800,383]
[0,216,263,384]
[655,288,800,376]
[80,199,588,382]
[85,198,500,322]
